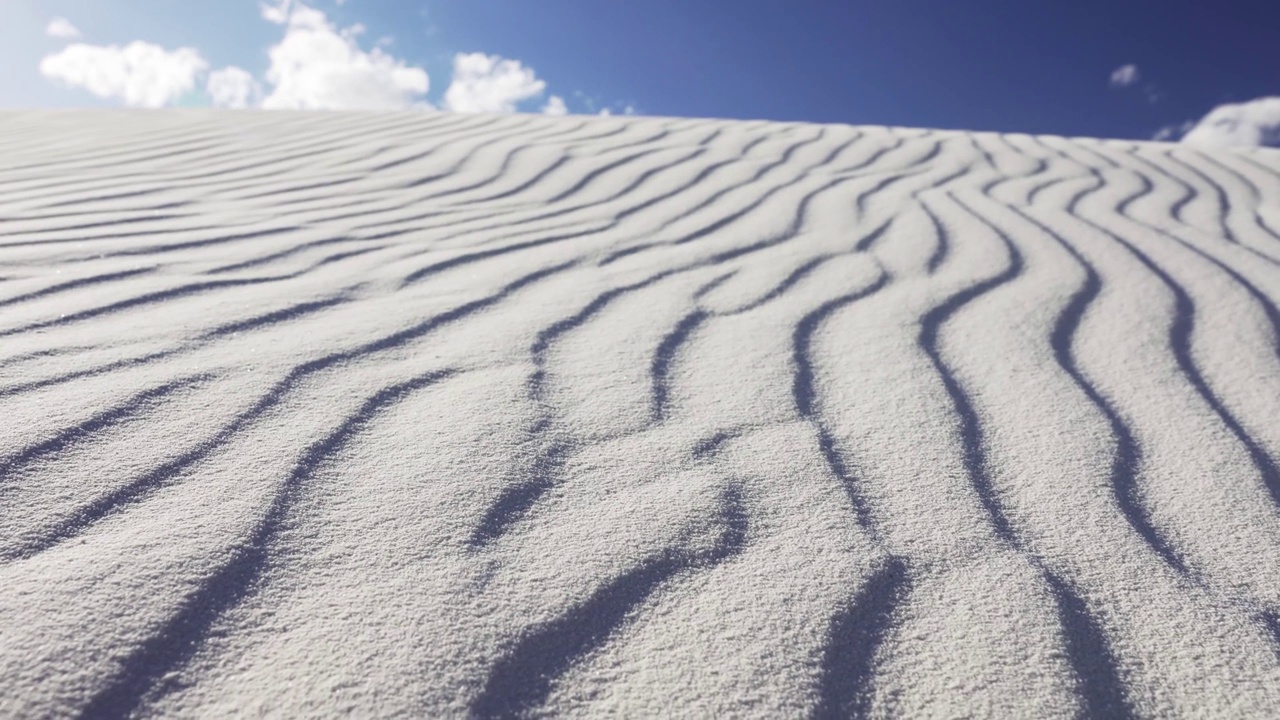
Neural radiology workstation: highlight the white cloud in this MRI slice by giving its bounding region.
[45,17,81,39]
[261,0,293,24]
[207,66,262,108]
[1152,120,1194,143]
[259,1,429,109]
[443,53,545,113]
[1181,97,1280,148]
[1110,64,1140,88]
[40,41,207,108]
[36,1,565,115]
[542,94,567,116]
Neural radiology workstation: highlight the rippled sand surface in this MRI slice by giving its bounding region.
[3,110,1280,718]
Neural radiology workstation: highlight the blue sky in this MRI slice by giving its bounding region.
[9,0,1280,145]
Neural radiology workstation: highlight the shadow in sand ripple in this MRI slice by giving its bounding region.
[77,368,458,719]
[471,485,749,719]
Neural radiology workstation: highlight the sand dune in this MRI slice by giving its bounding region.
[2,109,1280,717]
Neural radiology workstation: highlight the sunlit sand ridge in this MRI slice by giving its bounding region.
[2,110,1280,717]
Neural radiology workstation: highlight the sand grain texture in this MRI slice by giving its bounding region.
[2,110,1280,718]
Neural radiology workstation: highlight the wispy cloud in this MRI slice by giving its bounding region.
[1109,64,1140,89]
[571,90,638,118]
[1152,120,1194,142]
[260,0,293,24]
[45,17,82,39]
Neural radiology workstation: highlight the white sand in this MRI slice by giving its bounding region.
[2,110,1280,718]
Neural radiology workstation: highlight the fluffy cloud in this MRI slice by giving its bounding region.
[259,1,429,109]
[37,1,567,115]
[207,66,262,108]
[443,53,545,113]
[542,95,567,116]
[40,41,207,108]
[1110,64,1140,88]
[45,17,81,39]
[1180,97,1280,148]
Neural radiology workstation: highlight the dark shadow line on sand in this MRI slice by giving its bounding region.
[78,368,458,719]
[470,485,748,719]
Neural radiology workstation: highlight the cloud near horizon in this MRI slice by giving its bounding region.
[40,41,208,108]
[1152,120,1194,143]
[542,95,568,116]
[1179,97,1280,148]
[207,66,262,109]
[444,53,546,113]
[38,2,572,115]
[257,1,429,109]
